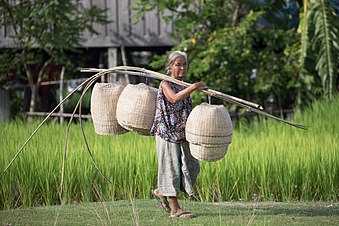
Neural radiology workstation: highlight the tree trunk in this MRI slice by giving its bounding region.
[24,58,53,121]
[0,88,11,122]
[29,85,38,113]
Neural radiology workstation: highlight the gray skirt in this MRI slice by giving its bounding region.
[156,135,200,197]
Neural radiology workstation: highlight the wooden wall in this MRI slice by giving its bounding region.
[0,0,177,48]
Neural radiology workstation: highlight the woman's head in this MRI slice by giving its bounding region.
[165,51,188,81]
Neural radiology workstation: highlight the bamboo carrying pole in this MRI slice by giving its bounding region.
[81,66,307,130]
[3,66,307,200]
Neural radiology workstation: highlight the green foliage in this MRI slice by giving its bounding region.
[186,13,300,109]
[134,0,339,108]
[133,1,301,109]
[297,0,319,106]
[301,0,339,99]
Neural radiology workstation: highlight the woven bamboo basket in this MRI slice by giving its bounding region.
[186,103,232,162]
[116,83,157,135]
[90,83,127,136]
[189,144,229,162]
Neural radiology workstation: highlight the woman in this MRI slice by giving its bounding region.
[150,51,208,218]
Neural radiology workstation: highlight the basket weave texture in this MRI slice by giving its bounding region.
[116,83,157,135]
[90,83,127,136]
[189,144,229,162]
[186,103,232,162]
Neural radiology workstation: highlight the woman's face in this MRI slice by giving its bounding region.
[170,56,187,81]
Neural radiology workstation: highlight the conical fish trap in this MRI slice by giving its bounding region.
[116,83,157,135]
[90,83,127,136]
[186,103,232,162]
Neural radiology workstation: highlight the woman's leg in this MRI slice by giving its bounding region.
[166,141,198,217]
[180,141,200,195]
[153,188,167,202]
[156,136,181,196]
[154,136,179,213]
[155,137,195,217]
[153,188,171,213]
[168,196,180,211]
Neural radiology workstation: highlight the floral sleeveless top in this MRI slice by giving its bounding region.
[150,81,192,143]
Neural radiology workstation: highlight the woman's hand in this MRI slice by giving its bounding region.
[192,82,208,91]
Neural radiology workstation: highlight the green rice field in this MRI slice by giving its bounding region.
[0,96,338,210]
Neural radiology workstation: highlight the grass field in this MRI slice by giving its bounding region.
[0,96,338,210]
[0,200,338,225]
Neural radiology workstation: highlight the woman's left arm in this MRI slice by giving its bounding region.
[162,81,208,104]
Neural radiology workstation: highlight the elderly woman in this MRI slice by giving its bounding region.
[150,51,208,218]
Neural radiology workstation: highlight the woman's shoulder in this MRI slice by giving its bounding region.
[162,80,184,90]
[160,80,173,90]
[160,80,172,85]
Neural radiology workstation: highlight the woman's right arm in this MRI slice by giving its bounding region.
[161,81,208,104]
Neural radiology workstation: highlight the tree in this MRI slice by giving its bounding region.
[133,0,302,110]
[0,0,108,114]
[133,0,339,109]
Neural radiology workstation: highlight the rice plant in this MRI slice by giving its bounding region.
[0,96,338,209]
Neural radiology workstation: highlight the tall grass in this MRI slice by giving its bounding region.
[1,96,338,209]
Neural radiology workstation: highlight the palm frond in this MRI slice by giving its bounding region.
[309,0,339,98]
[299,0,309,69]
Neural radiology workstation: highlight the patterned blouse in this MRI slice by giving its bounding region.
[150,81,193,143]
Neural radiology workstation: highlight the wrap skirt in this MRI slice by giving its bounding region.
[156,135,200,196]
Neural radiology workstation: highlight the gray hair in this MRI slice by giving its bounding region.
[165,51,187,74]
